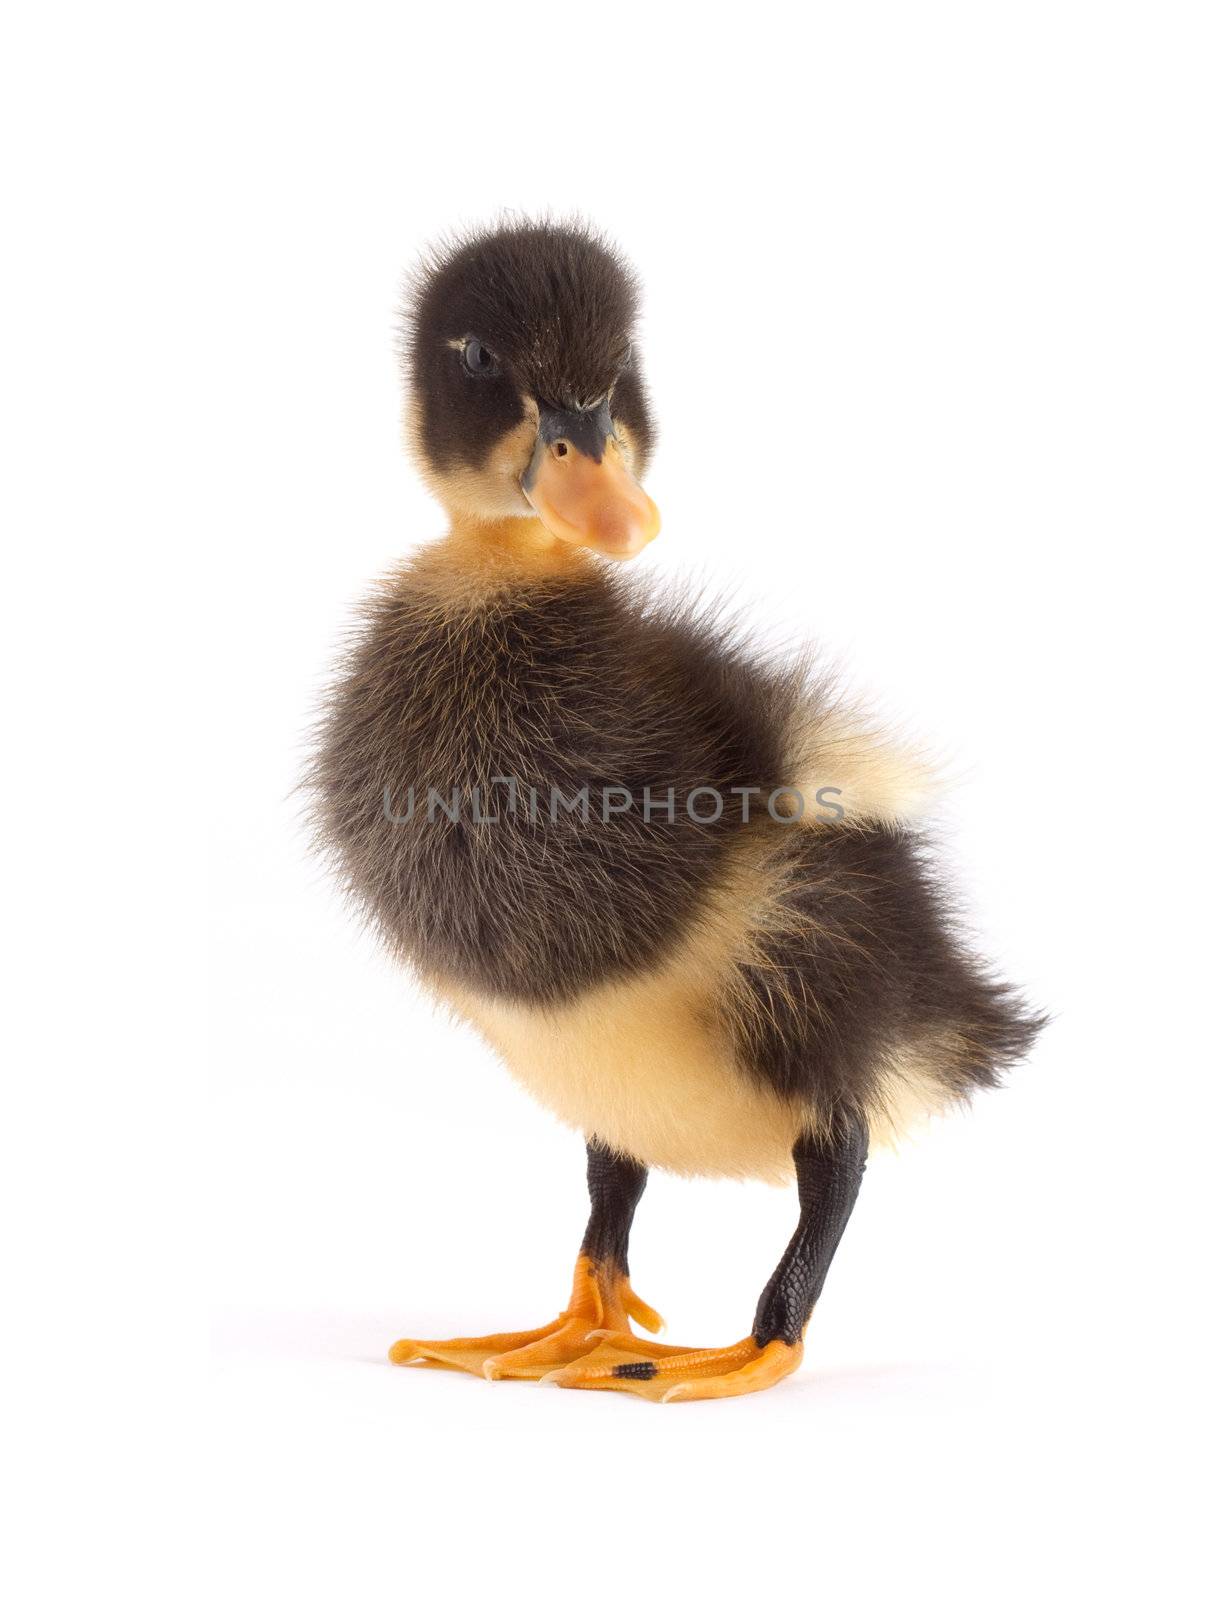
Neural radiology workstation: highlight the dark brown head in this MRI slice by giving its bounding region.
[404,219,660,560]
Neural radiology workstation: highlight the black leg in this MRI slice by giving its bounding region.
[752,1113,869,1348]
[580,1139,649,1279]
[391,1125,864,1399]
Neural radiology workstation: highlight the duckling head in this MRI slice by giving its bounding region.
[404,219,660,561]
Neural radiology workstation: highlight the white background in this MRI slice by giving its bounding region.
[4,3,1217,1596]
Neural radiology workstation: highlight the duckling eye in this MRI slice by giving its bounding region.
[462,338,498,377]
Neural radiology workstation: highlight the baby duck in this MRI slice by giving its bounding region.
[309,219,1043,1402]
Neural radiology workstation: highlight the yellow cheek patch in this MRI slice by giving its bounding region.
[405,411,539,522]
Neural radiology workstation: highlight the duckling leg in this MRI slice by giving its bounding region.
[545,1115,868,1402]
[388,1141,668,1380]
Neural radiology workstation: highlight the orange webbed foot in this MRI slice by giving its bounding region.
[388,1256,666,1382]
[541,1334,804,1402]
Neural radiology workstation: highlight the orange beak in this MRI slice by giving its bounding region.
[522,414,660,561]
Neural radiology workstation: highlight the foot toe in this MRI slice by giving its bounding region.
[621,1285,665,1335]
[388,1322,562,1376]
[548,1337,804,1402]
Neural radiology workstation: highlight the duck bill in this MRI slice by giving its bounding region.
[522,407,660,561]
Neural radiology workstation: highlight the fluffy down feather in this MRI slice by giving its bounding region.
[306,543,1042,1175]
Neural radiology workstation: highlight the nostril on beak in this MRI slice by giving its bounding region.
[552,441,569,459]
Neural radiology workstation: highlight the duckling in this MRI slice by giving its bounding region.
[308,219,1043,1402]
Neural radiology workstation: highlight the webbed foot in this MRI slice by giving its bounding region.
[389,1255,666,1381]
